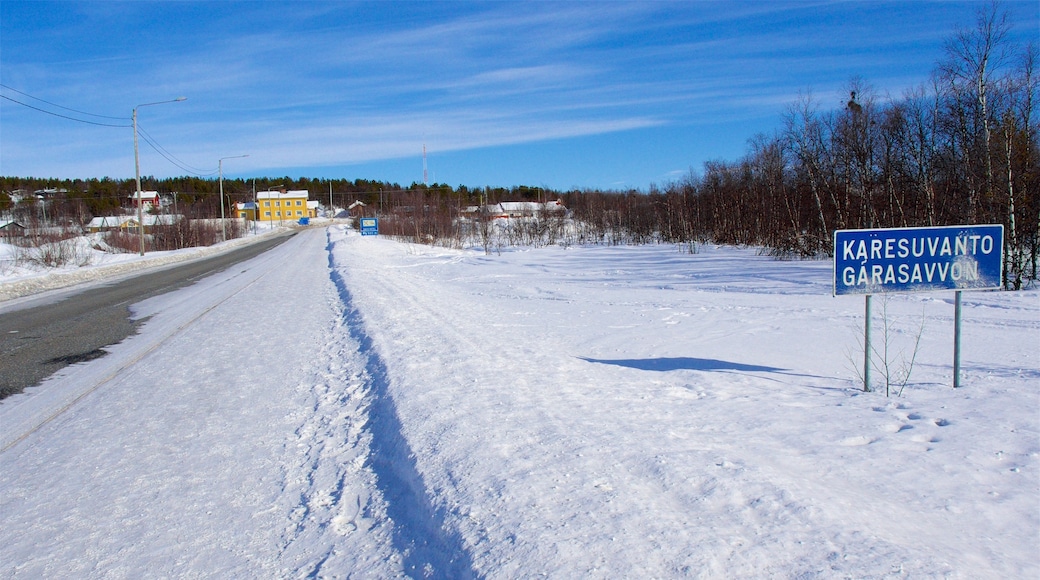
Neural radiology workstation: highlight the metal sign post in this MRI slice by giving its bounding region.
[864,294,872,392]
[953,290,963,388]
[834,225,1003,389]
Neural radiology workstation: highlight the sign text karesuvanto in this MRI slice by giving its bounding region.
[833,225,1003,295]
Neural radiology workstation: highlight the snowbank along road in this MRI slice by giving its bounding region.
[0,232,294,399]
[1,225,1037,578]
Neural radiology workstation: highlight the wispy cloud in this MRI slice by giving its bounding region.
[2,1,1037,188]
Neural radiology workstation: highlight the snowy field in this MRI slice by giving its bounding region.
[1,225,1037,578]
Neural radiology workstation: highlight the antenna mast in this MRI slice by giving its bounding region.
[423,143,428,186]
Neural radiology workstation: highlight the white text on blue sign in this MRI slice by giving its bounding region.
[360,218,379,236]
[833,225,1003,295]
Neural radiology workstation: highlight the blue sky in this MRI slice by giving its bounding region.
[1,1,1037,191]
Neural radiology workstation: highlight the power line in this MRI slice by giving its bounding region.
[0,93,212,176]
[0,86,216,177]
[0,83,126,120]
[0,85,215,179]
[0,94,130,128]
[137,124,218,177]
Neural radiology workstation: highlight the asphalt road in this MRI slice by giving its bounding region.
[0,232,294,399]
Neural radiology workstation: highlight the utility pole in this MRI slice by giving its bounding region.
[219,154,249,242]
[133,97,186,255]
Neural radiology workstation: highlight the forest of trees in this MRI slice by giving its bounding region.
[2,4,1036,288]
[679,4,1038,290]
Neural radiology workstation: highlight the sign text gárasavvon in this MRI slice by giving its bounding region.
[834,225,1003,295]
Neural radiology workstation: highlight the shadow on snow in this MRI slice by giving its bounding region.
[579,356,786,373]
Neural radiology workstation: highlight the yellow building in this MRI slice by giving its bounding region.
[256,189,315,224]
[235,201,258,221]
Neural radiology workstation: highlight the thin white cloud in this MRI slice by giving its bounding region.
[2,1,1037,187]
[202,110,664,169]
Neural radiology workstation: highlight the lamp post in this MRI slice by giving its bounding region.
[134,97,186,256]
[252,178,257,235]
[219,154,249,242]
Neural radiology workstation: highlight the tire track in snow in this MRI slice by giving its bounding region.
[326,232,477,579]
[3,229,403,578]
[275,307,402,578]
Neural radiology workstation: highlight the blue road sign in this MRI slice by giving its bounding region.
[360,217,379,236]
[834,225,1003,295]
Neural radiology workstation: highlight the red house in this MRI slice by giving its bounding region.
[130,190,161,211]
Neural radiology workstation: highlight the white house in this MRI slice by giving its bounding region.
[462,200,567,220]
[87,214,179,234]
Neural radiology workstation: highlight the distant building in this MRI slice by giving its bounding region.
[462,200,567,220]
[0,220,26,241]
[235,201,258,221]
[256,189,316,223]
[87,214,179,234]
[129,191,161,211]
[347,200,367,216]
[87,216,132,233]
[34,188,68,198]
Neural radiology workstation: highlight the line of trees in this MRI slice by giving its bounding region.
[0,175,493,224]
[0,173,552,233]
[375,4,1038,289]
[373,6,1038,286]
[681,4,1037,289]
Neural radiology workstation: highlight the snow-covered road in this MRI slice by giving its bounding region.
[1,228,403,577]
[1,226,1037,578]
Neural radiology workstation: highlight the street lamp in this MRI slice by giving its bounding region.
[133,96,186,256]
[219,154,249,242]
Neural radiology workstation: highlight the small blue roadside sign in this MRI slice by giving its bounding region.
[360,217,379,236]
[834,224,1003,296]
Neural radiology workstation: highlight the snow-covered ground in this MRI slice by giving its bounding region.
[1,225,1037,578]
[0,221,293,301]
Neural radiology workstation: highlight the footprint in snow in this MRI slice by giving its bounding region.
[838,435,878,446]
